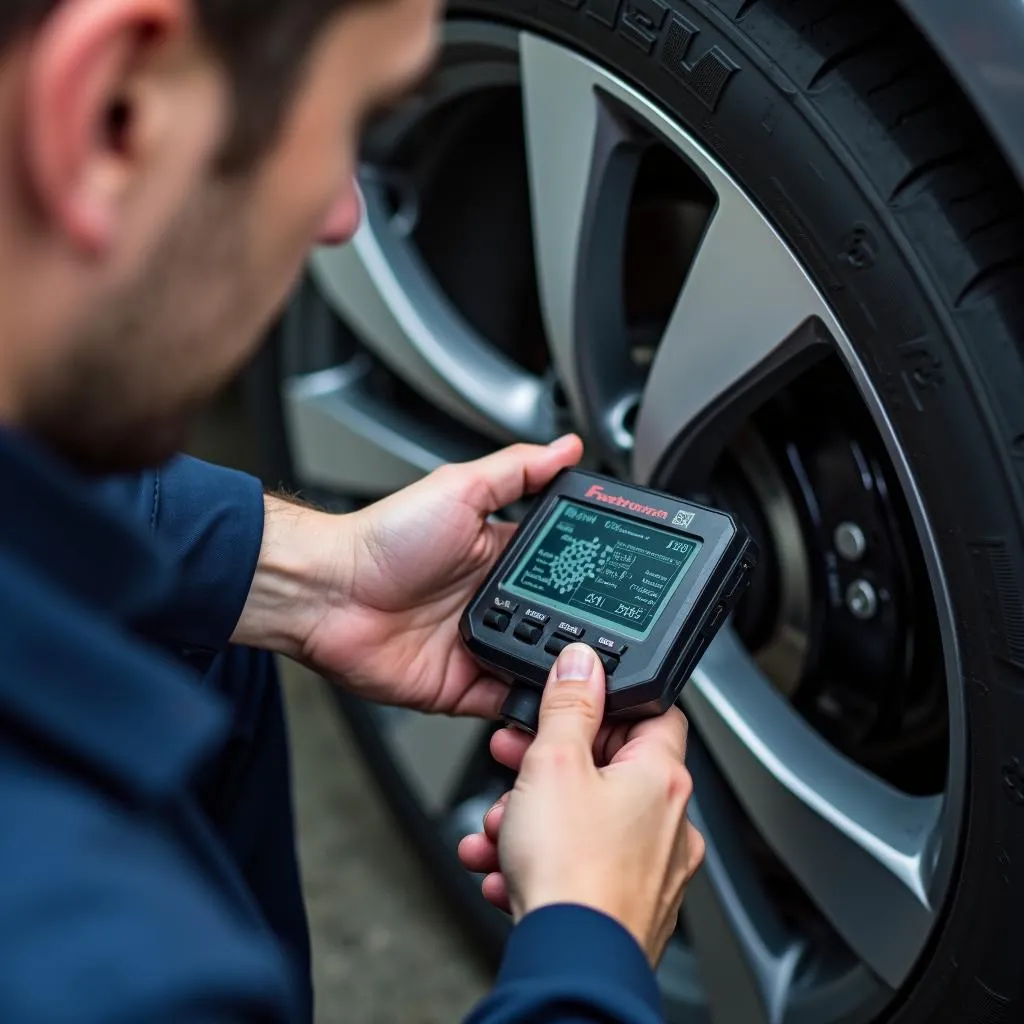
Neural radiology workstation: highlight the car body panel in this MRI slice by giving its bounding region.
[896,0,1024,187]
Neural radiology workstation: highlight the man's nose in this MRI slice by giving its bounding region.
[318,180,363,247]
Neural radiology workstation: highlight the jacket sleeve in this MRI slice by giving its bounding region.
[0,742,297,1024]
[465,905,665,1024]
[92,456,266,653]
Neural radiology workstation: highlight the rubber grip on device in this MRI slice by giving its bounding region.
[501,683,542,735]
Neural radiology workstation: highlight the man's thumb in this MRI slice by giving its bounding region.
[534,643,606,752]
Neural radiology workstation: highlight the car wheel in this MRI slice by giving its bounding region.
[245,1,1024,1020]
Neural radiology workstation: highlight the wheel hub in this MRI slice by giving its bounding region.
[697,362,947,795]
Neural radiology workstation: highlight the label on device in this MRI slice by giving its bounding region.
[502,499,702,641]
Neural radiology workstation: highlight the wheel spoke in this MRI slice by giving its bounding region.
[382,710,493,814]
[519,34,643,459]
[682,629,941,988]
[283,360,490,495]
[518,32,598,427]
[631,148,833,485]
[309,186,556,446]
[684,738,804,1024]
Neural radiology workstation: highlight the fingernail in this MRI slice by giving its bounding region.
[556,643,595,681]
[484,793,506,825]
[548,433,576,449]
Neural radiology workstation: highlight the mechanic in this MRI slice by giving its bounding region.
[0,0,705,1021]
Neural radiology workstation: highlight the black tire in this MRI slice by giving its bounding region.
[246,0,1024,1018]
[443,0,1024,1018]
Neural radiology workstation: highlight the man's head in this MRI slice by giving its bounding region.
[0,0,440,471]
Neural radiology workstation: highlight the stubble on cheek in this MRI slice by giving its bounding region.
[22,182,263,473]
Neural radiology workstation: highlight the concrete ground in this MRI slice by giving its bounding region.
[282,667,490,1024]
[189,389,490,1024]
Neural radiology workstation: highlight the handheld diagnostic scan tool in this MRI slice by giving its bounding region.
[459,470,760,734]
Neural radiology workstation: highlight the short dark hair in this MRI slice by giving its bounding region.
[0,0,351,172]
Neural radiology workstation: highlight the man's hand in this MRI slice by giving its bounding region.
[458,643,705,966]
[233,435,584,718]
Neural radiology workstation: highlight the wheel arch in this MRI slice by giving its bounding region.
[894,0,1024,191]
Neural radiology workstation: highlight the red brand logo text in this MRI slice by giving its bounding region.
[584,485,669,520]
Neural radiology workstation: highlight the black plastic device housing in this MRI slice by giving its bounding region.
[459,469,759,732]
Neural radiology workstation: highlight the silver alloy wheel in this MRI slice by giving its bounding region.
[281,23,965,1024]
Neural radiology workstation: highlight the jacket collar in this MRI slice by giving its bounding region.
[0,428,228,801]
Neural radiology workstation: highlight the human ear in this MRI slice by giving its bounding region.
[20,0,210,255]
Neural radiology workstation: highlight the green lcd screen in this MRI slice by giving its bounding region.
[502,499,702,641]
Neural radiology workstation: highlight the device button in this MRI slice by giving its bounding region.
[493,595,519,615]
[597,652,620,676]
[594,634,627,657]
[522,607,551,626]
[483,609,510,632]
[514,621,543,645]
[544,635,570,657]
[554,620,585,640]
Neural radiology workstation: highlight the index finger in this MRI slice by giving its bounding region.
[609,704,689,767]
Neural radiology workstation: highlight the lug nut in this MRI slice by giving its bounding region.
[834,522,867,562]
[846,579,878,620]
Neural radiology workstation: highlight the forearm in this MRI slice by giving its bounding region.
[230,493,356,661]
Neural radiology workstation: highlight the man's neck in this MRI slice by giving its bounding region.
[0,267,79,430]
[0,360,27,425]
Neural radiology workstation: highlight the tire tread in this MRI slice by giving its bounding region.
[888,151,970,204]
[763,0,1024,320]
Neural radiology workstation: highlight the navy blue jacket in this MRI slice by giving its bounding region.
[0,428,664,1023]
